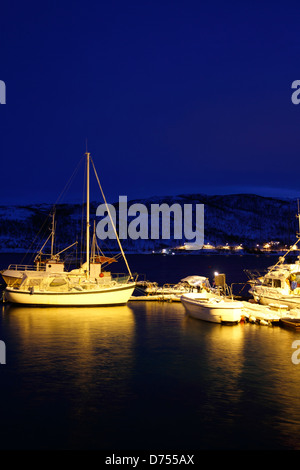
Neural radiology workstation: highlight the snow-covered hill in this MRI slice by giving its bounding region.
[0,193,298,253]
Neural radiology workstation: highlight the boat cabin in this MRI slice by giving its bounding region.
[44,260,65,273]
[262,270,300,294]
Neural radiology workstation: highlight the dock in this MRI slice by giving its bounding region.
[130,294,181,302]
[242,301,289,325]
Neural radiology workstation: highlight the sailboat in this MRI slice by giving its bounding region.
[4,152,136,306]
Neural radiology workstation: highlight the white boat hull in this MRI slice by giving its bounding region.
[258,296,300,309]
[4,283,136,306]
[181,294,242,324]
[251,289,300,310]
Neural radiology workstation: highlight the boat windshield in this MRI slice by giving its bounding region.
[262,278,282,288]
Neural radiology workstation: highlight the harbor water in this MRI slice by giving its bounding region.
[1,253,300,450]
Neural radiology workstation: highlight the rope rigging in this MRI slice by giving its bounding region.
[90,156,133,279]
[18,151,133,280]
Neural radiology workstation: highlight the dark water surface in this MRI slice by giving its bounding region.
[0,254,300,450]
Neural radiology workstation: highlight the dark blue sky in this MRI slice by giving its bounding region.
[1,0,300,205]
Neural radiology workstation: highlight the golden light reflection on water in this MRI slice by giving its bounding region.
[180,315,247,422]
[3,303,135,338]
[181,315,300,449]
[2,303,136,381]
[2,300,300,449]
[141,300,185,320]
[1,303,139,448]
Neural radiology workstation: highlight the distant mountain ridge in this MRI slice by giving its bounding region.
[0,193,298,253]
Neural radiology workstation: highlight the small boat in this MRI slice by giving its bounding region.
[247,206,300,310]
[280,317,300,330]
[131,275,212,302]
[247,257,300,310]
[129,293,181,302]
[144,275,212,296]
[181,293,243,324]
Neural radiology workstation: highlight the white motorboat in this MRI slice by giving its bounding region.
[247,206,300,310]
[248,255,300,309]
[133,273,229,302]
[144,275,211,296]
[181,293,243,324]
[131,275,214,302]
[4,151,136,306]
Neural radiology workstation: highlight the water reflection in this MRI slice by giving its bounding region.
[3,302,134,345]
[140,299,185,322]
[181,316,300,449]
[1,303,137,449]
[1,300,300,450]
[2,303,136,376]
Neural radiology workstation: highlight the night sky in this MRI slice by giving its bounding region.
[1,0,300,205]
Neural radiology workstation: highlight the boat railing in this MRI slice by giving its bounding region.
[244,268,267,280]
[7,264,46,272]
[228,282,250,299]
[162,283,176,290]
[111,272,139,283]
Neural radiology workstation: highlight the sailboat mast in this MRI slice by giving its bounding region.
[297,199,300,240]
[51,211,55,258]
[86,152,90,276]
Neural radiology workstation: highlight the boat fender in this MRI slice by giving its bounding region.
[99,273,104,277]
